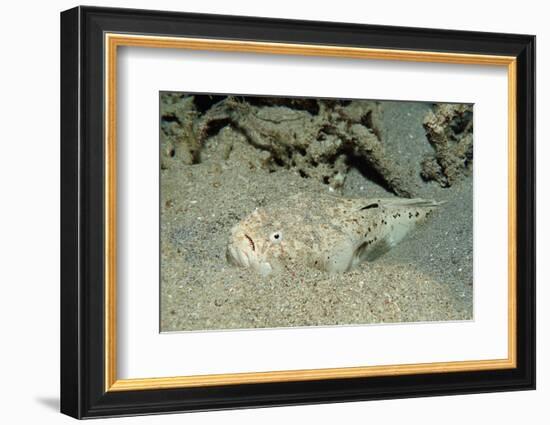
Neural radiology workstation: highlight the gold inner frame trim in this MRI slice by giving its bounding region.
[104,33,518,392]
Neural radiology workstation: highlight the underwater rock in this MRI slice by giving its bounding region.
[179,96,414,196]
[421,103,473,187]
[160,93,201,168]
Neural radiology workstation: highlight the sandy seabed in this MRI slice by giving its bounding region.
[160,99,473,332]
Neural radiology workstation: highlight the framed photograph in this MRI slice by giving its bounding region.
[60,6,535,419]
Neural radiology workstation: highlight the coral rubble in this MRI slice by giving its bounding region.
[160,94,418,197]
[421,104,473,187]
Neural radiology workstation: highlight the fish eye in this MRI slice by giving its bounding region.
[269,231,283,243]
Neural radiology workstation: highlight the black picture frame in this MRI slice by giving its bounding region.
[60,5,535,419]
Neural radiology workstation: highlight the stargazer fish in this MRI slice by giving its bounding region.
[226,192,442,276]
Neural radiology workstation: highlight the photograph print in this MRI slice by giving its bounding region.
[159,93,474,332]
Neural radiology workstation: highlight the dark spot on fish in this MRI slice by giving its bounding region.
[244,234,255,251]
[409,212,413,219]
[415,211,420,217]
[361,203,379,210]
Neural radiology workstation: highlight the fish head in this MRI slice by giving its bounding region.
[226,208,285,276]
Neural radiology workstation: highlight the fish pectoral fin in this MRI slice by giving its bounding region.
[324,242,355,273]
[357,222,414,263]
[359,238,393,262]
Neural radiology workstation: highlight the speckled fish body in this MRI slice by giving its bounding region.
[226,192,441,276]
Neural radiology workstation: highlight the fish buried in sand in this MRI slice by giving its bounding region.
[226,192,443,276]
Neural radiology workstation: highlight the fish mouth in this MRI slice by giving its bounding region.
[226,243,252,268]
[226,236,273,276]
[226,232,258,268]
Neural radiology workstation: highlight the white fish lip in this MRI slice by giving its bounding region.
[237,248,250,267]
[226,242,274,276]
[226,244,250,268]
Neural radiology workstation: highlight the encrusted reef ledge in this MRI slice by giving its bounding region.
[421,103,473,187]
[161,94,421,197]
